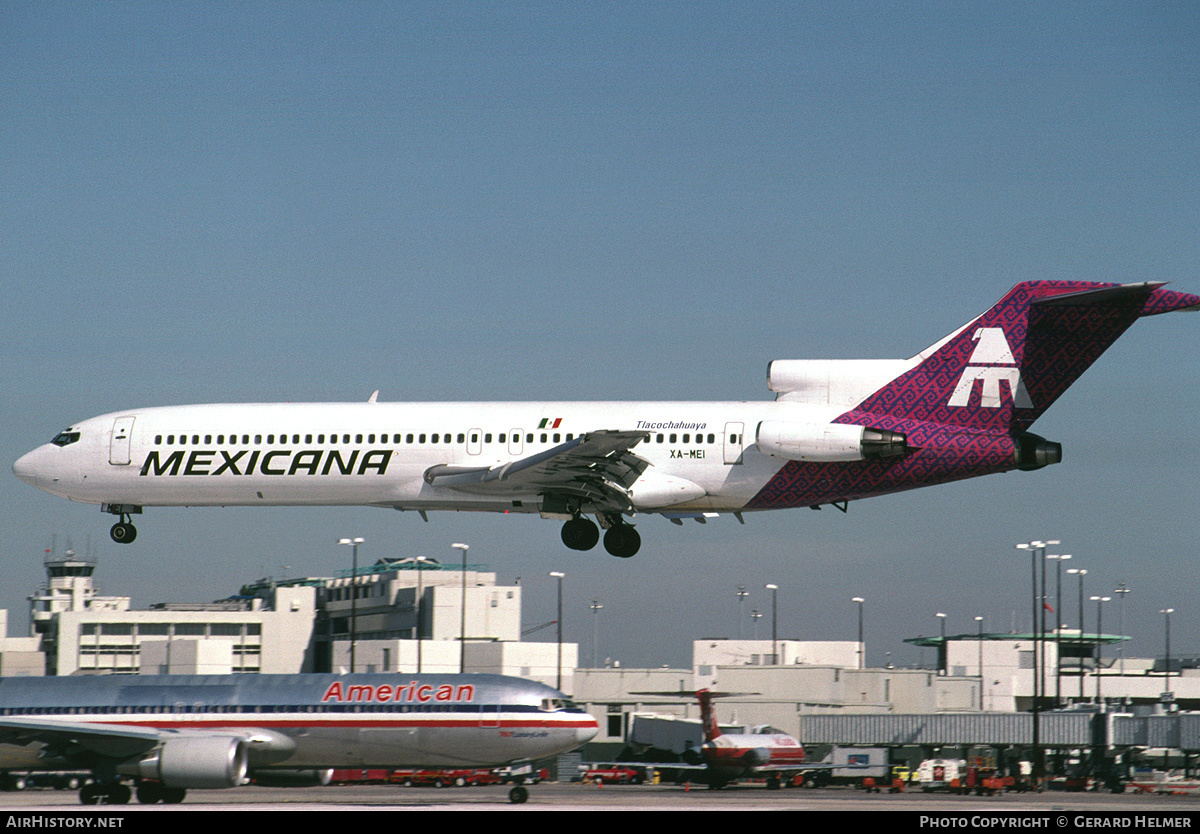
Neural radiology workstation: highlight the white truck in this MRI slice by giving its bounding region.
[917,758,967,792]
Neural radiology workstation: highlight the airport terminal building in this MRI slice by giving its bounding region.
[4,542,1198,766]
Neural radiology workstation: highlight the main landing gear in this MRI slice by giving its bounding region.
[79,780,185,805]
[79,780,131,805]
[561,516,641,558]
[103,504,141,544]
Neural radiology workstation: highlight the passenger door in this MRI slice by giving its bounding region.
[109,417,135,465]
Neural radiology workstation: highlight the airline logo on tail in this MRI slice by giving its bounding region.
[946,327,1033,409]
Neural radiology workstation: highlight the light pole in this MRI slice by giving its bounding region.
[452,543,469,673]
[936,612,947,675]
[975,616,985,711]
[766,584,778,665]
[736,586,748,639]
[1068,567,1087,701]
[1161,608,1175,705]
[1090,596,1110,705]
[589,600,603,668]
[337,537,364,673]
[1047,554,1071,706]
[852,597,865,669]
[550,572,565,690]
[1016,539,1059,785]
[415,555,428,673]
[750,609,762,639]
[1114,583,1130,688]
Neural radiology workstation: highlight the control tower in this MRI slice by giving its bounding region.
[29,537,129,636]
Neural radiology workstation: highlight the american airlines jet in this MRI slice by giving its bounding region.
[0,672,596,805]
[14,281,1198,558]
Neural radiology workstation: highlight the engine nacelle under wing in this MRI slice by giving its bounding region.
[132,735,249,789]
[755,421,908,463]
[627,470,706,509]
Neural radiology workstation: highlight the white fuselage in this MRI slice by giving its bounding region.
[15,400,841,515]
[0,673,599,772]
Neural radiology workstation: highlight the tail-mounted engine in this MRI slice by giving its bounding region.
[1013,432,1062,471]
[756,421,909,463]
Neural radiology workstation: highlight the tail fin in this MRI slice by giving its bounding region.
[697,689,721,742]
[846,281,1200,435]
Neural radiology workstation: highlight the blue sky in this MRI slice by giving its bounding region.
[2,2,1197,672]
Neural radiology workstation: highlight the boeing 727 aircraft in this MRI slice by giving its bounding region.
[13,281,1199,557]
[0,673,597,804]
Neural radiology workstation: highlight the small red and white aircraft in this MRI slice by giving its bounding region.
[637,689,826,789]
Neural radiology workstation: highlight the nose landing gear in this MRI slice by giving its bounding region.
[110,521,137,544]
[102,504,142,544]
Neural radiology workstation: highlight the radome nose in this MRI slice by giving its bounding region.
[578,718,600,745]
[13,448,41,486]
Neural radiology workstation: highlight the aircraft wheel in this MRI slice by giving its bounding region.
[109,783,131,804]
[509,785,529,804]
[110,522,137,544]
[561,518,599,551]
[80,784,101,805]
[603,524,640,558]
[136,782,164,804]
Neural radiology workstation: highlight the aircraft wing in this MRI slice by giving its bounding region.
[0,717,294,767]
[0,716,164,760]
[423,430,651,512]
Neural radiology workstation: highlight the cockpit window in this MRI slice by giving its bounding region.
[538,697,581,712]
[51,431,81,447]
